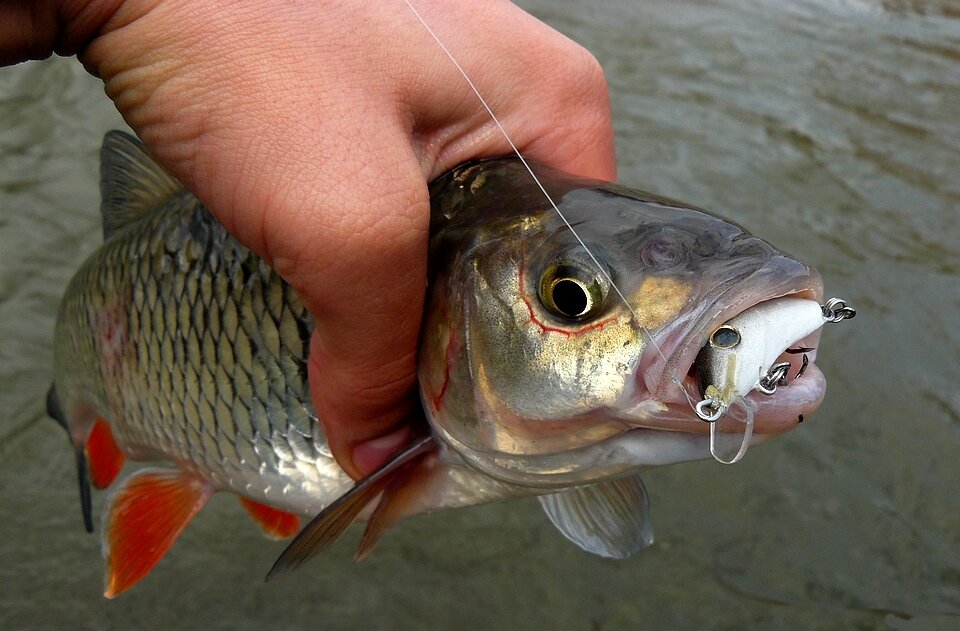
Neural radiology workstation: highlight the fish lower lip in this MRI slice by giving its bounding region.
[625,361,826,435]
[747,362,826,430]
[712,360,824,431]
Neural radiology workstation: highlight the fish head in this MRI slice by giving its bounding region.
[421,159,824,488]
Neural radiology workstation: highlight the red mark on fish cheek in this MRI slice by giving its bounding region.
[429,324,458,414]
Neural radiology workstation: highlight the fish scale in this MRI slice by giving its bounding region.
[54,186,351,511]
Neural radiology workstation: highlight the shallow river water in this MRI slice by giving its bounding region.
[1,1,958,629]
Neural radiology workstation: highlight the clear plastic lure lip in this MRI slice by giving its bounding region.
[709,395,756,464]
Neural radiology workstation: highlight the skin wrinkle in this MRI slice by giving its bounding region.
[402,63,491,155]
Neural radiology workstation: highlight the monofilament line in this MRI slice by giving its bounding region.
[401,0,670,366]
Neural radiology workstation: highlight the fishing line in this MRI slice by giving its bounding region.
[401,0,672,368]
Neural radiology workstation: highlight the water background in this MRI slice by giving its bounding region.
[1,0,957,628]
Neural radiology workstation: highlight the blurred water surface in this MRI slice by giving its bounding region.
[0,1,957,629]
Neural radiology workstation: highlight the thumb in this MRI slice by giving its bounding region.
[304,166,429,480]
[309,334,419,481]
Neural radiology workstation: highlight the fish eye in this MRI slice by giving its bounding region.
[709,325,741,349]
[538,263,606,321]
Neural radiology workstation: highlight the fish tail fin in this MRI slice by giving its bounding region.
[102,468,214,598]
[265,436,435,582]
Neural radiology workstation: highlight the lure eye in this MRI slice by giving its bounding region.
[709,325,741,349]
[538,263,606,321]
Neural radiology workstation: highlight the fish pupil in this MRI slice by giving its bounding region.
[551,278,590,318]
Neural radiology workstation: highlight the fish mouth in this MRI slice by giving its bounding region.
[631,255,826,435]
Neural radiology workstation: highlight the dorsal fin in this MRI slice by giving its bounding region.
[100,131,182,239]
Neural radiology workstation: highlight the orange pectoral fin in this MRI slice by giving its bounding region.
[355,451,438,561]
[86,418,126,489]
[102,468,214,598]
[266,435,436,582]
[239,497,301,539]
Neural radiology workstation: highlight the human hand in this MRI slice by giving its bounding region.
[2,0,616,479]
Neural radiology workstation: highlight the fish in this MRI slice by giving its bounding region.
[49,130,833,597]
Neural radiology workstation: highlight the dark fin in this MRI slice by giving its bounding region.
[102,468,215,598]
[75,449,94,533]
[239,497,301,540]
[265,435,435,582]
[86,418,126,490]
[47,384,94,532]
[100,131,182,239]
[45,383,68,431]
[354,453,436,561]
[538,473,654,559]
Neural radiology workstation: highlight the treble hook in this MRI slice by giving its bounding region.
[758,362,791,395]
[821,297,857,323]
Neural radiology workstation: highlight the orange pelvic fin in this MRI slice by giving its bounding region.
[102,468,215,598]
[265,435,436,582]
[239,497,301,539]
[87,418,126,490]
